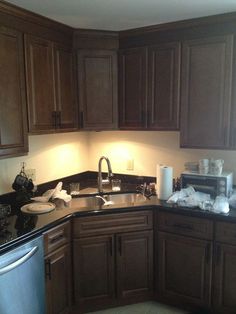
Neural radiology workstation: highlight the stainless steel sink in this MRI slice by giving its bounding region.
[73,193,149,208]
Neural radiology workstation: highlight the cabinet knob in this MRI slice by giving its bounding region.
[52,111,57,129]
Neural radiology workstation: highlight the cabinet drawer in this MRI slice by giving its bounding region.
[73,210,153,237]
[215,221,236,244]
[158,211,213,240]
[44,221,71,255]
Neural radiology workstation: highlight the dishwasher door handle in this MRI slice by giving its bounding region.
[0,246,38,275]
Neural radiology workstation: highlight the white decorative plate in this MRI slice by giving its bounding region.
[21,202,55,214]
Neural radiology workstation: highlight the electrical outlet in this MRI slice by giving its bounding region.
[25,169,36,181]
[126,158,134,171]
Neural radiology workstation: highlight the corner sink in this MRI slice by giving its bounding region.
[73,193,149,209]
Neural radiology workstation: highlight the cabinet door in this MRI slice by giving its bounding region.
[0,26,28,157]
[25,35,56,133]
[180,35,233,149]
[119,47,148,129]
[213,243,236,313]
[73,235,115,309]
[45,244,72,314]
[54,44,77,131]
[78,49,117,130]
[148,42,180,130]
[116,230,153,300]
[158,231,212,307]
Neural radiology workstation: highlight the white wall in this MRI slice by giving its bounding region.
[0,132,89,194]
[88,131,236,181]
[1,130,236,195]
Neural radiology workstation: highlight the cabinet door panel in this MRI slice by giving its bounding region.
[25,35,56,133]
[158,232,212,306]
[214,243,236,313]
[54,45,77,130]
[148,42,180,130]
[119,47,147,129]
[116,230,153,299]
[73,235,115,307]
[78,49,117,130]
[0,26,28,157]
[45,244,71,314]
[180,35,233,149]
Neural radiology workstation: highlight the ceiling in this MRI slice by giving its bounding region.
[5,0,236,31]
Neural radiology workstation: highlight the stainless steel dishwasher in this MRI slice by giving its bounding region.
[0,236,45,314]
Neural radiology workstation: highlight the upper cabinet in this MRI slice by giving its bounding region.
[148,42,180,130]
[119,43,180,130]
[119,47,148,129]
[77,49,118,130]
[0,26,28,158]
[24,35,77,134]
[180,35,233,149]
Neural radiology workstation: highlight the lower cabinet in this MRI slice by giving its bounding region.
[72,211,153,312]
[158,232,212,307]
[73,235,115,306]
[157,211,213,309]
[213,221,236,313]
[44,221,72,314]
[45,245,72,314]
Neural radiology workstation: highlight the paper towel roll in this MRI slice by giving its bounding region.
[156,165,173,200]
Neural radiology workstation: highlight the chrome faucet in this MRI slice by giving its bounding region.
[98,156,113,193]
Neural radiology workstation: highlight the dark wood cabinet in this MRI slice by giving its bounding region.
[157,211,213,309]
[213,222,236,313]
[148,42,180,130]
[119,43,180,130]
[73,235,115,309]
[213,243,236,313]
[0,26,28,158]
[45,244,72,314]
[77,49,118,130]
[44,222,72,314]
[54,44,77,131]
[180,35,233,149]
[72,211,153,312]
[119,47,147,129]
[25,34,77,133]
[116,230,153,300]
[158,231,212,307]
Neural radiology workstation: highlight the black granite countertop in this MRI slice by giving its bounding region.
[1,173,236,254]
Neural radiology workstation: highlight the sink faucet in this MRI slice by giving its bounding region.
[98,156,113,193]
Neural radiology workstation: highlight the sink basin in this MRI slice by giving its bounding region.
[73,193,149,209]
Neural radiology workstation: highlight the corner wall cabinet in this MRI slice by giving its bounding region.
[24,35,77,133]
[180,35,233,149]
[0,26,28,158]
[77,49,118,130]
[118,42,180,130]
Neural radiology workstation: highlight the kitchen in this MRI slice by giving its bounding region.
[1,0,236,313]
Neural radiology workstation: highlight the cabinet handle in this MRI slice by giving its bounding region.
[173,223,193,230]
[57,111,61,128]
[118,237,122,256]
[45,259,51,280]
[52,111,57,128]
[48,230,64,244]
[109,237,113,256]
[80,112,84,128]
[206,243,211,264]
[216,244,221,265]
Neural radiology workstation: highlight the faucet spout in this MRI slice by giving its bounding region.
[98,156,113,193]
